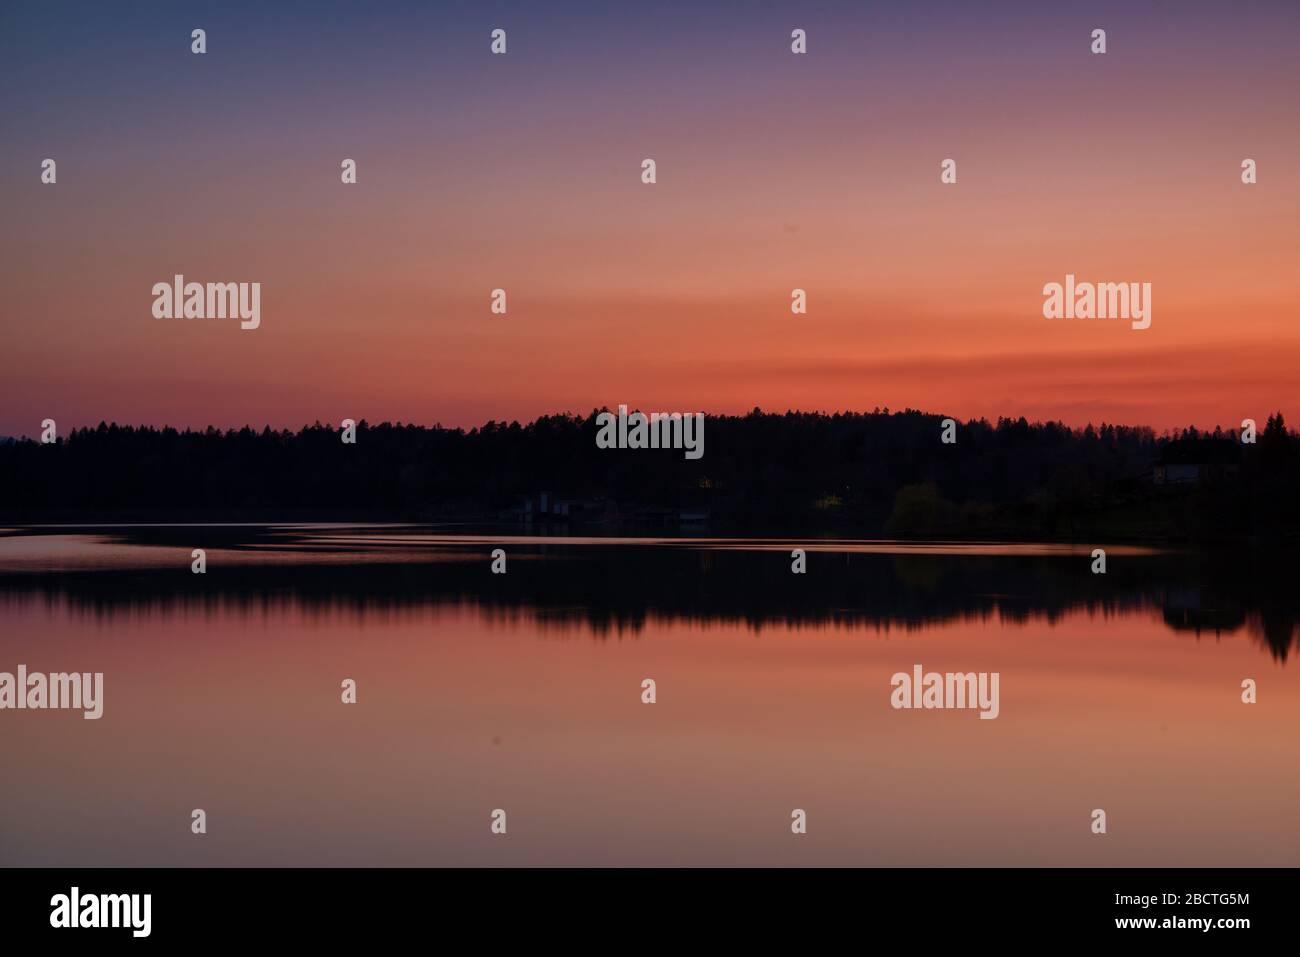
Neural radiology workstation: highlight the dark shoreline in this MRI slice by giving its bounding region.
[3,410,1297,545]
[1,511,1296,549]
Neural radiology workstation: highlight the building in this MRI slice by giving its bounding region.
[1152,438,1241,486]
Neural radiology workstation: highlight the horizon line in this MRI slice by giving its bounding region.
[2,406,1289,443]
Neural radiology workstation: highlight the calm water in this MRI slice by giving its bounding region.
[1,525,1297,866]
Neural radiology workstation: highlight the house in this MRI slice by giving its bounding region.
[510,492,605,523]
[1152,438,1240,486]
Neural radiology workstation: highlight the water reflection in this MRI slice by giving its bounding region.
[0,526,1295,660]
[3,526,1299,867]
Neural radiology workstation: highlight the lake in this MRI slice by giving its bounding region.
[1,525,1296,866]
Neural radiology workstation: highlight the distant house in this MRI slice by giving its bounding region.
[510,493,708,527]
[511,492,605,523]
[1153,438,1240,486]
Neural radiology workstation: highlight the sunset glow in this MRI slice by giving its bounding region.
[3,1,1297,433]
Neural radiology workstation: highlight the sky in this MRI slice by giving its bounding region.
[2,0,1297,437]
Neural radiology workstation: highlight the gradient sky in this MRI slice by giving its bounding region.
[2,0,1297,437]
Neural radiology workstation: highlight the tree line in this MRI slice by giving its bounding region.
[1,409,1295,542]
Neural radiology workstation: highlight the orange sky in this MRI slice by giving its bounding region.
[2,2,1297,435]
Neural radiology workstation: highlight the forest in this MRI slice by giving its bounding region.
[1,408,1295,543]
